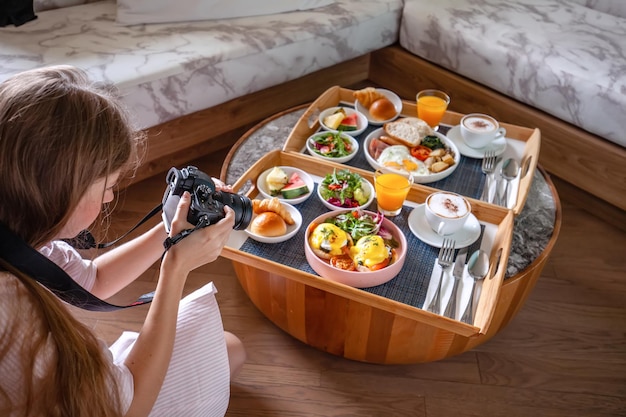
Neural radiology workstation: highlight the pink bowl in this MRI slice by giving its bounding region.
[304,211,407,288]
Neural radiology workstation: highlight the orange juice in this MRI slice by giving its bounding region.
[416,90,450,128]
[374,172,412,216]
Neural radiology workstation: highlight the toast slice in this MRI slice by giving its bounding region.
[383,117,434,148]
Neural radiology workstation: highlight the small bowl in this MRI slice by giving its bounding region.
[316,176,375,211]
[318,106,368,137]
[245,201,302,244]
[306,131,359,164]
[304,210,407,288]
[256,166,314,205]
[354,88,402,126]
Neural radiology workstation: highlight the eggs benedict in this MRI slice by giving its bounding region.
[349,235,397,272]
[308,223,353,260]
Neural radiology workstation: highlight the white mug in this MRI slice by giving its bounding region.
[424,192,471,236]
[460,113,506,148]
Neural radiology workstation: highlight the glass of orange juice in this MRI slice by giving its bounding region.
[416,89,450,130]
[374,170,414,216]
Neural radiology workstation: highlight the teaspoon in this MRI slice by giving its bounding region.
[460,250,490,325]
[499,158,519,208]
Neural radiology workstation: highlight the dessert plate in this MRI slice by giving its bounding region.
[447,125,507,159]
[408,204,481,248]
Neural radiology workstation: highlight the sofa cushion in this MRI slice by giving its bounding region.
[117,0,335,26]
[0,0,402,129]
[400,0,626,147]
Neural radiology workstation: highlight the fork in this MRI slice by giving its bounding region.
[480,150,497,202]
[425,238,456,315]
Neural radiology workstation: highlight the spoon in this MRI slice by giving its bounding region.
[498,158,519,208]
[460,250,490,325]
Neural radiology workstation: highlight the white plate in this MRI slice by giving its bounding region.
[408,204,481,248]
[363,128,460,184]
[306,131,359,164]
[318,106,368,137]
[354,88,402,126]
[316,176,375,211]
[257,166,314,205]
[245,201,302,244]
[446,125,507,159]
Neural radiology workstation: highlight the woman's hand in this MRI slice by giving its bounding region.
[165,191,235,273]
[212,177,233,193]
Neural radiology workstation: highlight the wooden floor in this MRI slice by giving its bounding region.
[76,148,626,417]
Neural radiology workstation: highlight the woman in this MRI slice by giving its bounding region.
[0,66,245,417]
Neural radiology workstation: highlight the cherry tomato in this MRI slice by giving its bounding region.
[410,145,432,161]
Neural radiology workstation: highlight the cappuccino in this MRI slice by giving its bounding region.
[427,192,470,219]
[463,115,497,132]
[460,113,506,149]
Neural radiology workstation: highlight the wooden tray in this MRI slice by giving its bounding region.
[223,150,515,338]
[283,86,540,215]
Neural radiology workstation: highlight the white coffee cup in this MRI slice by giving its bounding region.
[424,191,471,236]
[460,113,506,149]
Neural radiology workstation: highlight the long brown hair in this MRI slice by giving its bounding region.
[0,66,144,416]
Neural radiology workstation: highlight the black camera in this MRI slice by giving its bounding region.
[162,166,252,232]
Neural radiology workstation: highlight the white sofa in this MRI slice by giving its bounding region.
[0,0,403,182]
[1,0,624,213]
[372,0,626,212]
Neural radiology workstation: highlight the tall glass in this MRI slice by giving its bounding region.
[374,170,413,216]
[416,89,450,130]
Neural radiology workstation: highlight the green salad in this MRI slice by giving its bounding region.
[309,132,354,158]
[319,169,370,208]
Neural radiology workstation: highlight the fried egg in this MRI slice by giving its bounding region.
[376,145,428,175]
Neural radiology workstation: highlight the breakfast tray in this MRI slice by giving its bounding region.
[223,150,515,337]
[283,86,541,215]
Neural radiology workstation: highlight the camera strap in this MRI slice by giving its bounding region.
[0,204,163,312]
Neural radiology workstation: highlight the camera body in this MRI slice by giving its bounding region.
[162,166,252,232]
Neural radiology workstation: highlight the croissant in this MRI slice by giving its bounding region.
[252,197,295,225]
[353,87,386,108]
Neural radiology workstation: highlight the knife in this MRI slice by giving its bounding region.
[443,247,468,320]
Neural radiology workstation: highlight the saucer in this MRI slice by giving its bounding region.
[408,204,481,248]
[447,125,507,159]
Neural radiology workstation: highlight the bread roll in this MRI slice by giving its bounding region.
[250,212,287,237]
[369,98,397,121]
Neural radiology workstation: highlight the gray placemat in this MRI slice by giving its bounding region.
[239,183,484,309]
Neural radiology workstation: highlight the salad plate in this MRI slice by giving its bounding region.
[363,128,460,184]
[407,204,481,248]
[446,125,507,159]
[316,169,374,211]
[306,131,359,164]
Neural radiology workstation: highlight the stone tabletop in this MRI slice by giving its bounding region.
[223,107,557,278]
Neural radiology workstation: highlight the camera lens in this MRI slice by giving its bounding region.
[214,191,253,230]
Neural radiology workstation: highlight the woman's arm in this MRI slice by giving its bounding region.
[90,223,166,299]
[122,192,234,417]
[90,177,231,299]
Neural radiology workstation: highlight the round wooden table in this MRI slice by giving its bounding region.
[221,105,562,364]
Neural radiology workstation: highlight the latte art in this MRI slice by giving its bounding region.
[463,116,496,132]
[427,193,469,219]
